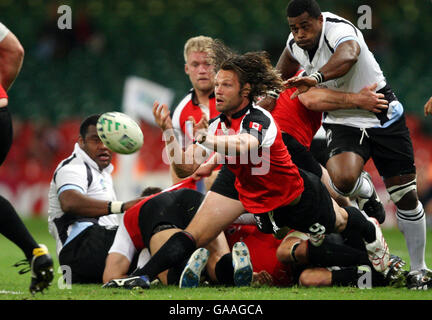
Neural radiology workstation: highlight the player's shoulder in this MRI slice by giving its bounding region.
[323,11,359,36]
[172,90,194,117]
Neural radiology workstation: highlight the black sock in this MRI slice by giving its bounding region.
[308,238,370,267]
[0,195,38,261]
[331,267,359,286]
[342,206,376,243]
[215,253,234,285]
[131,231,196,280]
[332,266,387,287]
[166,257,189,285]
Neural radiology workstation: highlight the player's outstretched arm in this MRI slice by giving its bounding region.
[153,101,208,178]
[424,96,432,117]
[299,83,388,113]
[0,27,24,91]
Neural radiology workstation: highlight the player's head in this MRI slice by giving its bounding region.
[286,0,323,50]
[183,36,215,94]
[215,52,284,114]
[79,114,112,170]
[141,186,162,197]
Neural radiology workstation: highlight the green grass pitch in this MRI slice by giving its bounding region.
[1,218,432,301]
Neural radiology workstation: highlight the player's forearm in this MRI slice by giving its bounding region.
[201,133,258,156]
[319,41,360,82]
[299,88,357,111]
[60,195,112,217]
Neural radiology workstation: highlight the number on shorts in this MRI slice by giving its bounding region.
[309,223,326,235]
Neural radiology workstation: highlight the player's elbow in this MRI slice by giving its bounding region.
[299,92,320,111]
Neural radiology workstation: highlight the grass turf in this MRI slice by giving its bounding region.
[0,217,432,301]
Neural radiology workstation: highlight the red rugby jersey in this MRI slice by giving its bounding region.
[172,89,218,147]
[203,103,304,214]
[271,70,322,149]
[123,178,197,250]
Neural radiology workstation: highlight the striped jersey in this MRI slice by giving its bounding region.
[199,103,304,214]
[172,89,218,147]
[48,143,120,255]
[286,11,403,128]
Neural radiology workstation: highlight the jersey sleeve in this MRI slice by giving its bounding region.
[55,164,89,196]
[240,109,275,147]
[325,20,360,50]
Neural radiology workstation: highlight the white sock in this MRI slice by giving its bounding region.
[396,201,427,272]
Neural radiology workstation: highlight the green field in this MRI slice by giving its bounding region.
[1,218,432,301]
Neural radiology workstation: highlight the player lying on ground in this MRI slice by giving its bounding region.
[102,187,253,289]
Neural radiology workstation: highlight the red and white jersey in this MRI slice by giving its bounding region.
[271,70,322,149]
[172,89,218,147]
[200,103,304,214]
[108,178,198,262]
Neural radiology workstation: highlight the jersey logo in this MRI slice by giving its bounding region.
[249,122,262,132]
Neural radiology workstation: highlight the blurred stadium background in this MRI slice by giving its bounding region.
[0,0,431,228]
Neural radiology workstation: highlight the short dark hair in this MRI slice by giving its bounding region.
[141,186,162,197]
[79,114,101,138]
[286,0,321,18]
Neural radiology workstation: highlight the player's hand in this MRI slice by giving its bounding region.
[153,101,173,131]
[252,271,273,286]
[355,83,388,113]
[188,114,209,133]
[284,75,318,99]
[191,163,214,180]
[424,96,432,116]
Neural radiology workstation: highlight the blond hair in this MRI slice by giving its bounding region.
[183,36,214,63]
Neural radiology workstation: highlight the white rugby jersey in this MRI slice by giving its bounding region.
[0,22,9,42]
[108,215,151,267]
[48,143,120,255]
[286,11,403,128]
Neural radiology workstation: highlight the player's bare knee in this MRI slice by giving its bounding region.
[298,269,329,287]
[298,269,317,287]
[394,190,419,210]
[332,174,358,195]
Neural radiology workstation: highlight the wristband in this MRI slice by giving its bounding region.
[108,201,124,214]
[309,71,325,84]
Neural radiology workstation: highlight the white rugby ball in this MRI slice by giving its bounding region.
[97,112,143,154]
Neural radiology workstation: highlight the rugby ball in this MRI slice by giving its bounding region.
[97,112,143,154]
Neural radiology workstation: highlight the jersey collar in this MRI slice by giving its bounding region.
[73,143,114,174]
[190,88,215,106]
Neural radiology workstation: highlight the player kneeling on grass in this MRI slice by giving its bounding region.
[102,187,253,289]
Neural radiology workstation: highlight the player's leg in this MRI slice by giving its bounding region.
[324,123,385,223]
[130,191,245,281]
[370,115,429,288]
[282,132,350,207]
[148,228,184,285]
[0,108,53,294]
[276,231,371,268]
[268,169,390,274]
